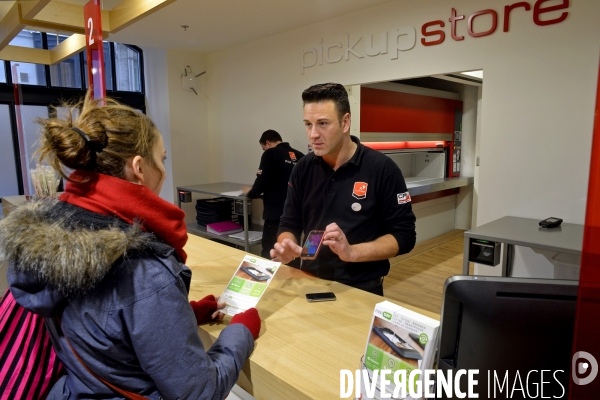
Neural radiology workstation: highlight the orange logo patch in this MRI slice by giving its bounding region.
[352,182,368,200]
[397,191,411,204]
[289,152,297,161]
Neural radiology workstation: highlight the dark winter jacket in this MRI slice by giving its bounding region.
[1,199,253,400]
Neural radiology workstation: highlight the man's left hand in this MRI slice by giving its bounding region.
[323,222,355,262]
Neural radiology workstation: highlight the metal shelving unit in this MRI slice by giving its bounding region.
[177,182,259,252]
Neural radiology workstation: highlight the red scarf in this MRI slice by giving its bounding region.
[59,171,188,263]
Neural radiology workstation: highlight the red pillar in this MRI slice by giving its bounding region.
[570,60,600,397]
[83,0,106,99]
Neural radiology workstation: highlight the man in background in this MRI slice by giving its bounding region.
[271,83,416,295]
[243,130,304,263]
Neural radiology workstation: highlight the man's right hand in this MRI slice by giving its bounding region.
[270,238,302,265]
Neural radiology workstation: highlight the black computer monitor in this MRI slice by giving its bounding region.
[436,276,578,399]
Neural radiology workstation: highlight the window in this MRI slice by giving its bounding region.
[0,104,20,198]
[0,62,6,83]
[47,34,82,89]
[9,30,46,86]
[115,44,141,92]
[1,30,145,195]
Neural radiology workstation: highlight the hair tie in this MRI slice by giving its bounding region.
[71,127,106,153]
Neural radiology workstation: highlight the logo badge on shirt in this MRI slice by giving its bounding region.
[257,169,262,175]
[397,191,411,204]
[289,152,297,161]
[352,182,368,199]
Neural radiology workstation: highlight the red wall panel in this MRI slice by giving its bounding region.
[360,87,462,133]
[570,62,600,398]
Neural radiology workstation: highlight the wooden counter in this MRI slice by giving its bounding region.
[2,195,29,216]
[1,197,439,398]
[185,234,438,400]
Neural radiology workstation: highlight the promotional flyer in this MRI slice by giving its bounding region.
[221,255,280,316]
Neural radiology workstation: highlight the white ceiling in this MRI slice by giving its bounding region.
[103,0,397,53]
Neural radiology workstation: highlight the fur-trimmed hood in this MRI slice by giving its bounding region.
[0,199,158,315]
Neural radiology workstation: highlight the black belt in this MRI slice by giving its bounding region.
[347,277,384,291]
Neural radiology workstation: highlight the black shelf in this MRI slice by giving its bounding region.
[177,182,260,252]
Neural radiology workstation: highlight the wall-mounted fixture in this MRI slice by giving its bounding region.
[181,65,206,95]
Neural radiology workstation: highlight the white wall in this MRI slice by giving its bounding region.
[143,46,174,202]
[204,0,600,233]
[414,195,457,243]
[459,85,478,179]
[167,50,212,190]
[144,48,213,205]
[455,84,478,230]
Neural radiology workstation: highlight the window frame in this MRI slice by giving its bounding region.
[0,99,25,195]
[0,35,146,195]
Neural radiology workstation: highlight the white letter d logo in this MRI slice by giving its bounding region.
[572,351,599,385]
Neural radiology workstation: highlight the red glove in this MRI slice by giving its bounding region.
[230,308,261,340]
[190,294,219,325]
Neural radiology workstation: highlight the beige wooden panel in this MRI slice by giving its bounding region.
[31,1,110,33]
[0,3,23,50]
[109,0,176,33]
[0,34,99,65]
[0,45,51,64]
[18,0,52,19]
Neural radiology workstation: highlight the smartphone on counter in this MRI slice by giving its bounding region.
[306,292,336,302]
[301,230,325,260]
[539,217,563,228]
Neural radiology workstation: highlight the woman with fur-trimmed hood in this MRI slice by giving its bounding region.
[0,94,261,399]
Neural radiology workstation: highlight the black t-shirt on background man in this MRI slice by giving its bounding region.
[246,142,305,221]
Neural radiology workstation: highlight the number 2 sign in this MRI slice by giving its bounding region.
[83,0,106,99]
[87,17,96,46]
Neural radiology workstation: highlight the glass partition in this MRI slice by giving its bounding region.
[47,34,82,89]
[9,30,46,86]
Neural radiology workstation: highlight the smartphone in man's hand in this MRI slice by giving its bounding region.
[301,230,325,260]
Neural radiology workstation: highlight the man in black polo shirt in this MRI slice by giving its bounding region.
[243,130,304,261]
[270,83,416,295]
